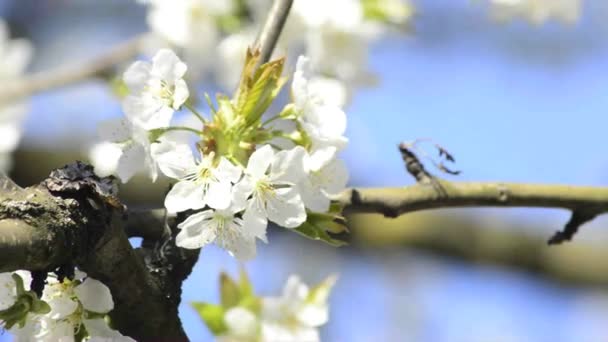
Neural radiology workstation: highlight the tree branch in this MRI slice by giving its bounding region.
[337,182,608,243]
[0,34,146,104]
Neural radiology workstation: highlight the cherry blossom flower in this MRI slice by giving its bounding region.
[97,118,168,182]
[233,145,307,236]
[260,275,336,342]
[217,307,259,342]
[159,145,243,213]
[123,49,189,129]
[298,156,349,213]
[292,56,348,169]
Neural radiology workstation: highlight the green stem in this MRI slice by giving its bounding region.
[262,115,281,126]
[161,126,202,135]
[184,102,207,124]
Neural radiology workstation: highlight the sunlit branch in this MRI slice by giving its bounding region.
[0,34,147,104]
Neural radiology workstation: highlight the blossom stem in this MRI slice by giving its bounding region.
[161,126,202,136]
[262,115,281,126]
[184,102,207,124]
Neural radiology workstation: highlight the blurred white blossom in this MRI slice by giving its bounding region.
[0,19,33,172]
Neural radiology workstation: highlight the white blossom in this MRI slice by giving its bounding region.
[146,0,234,75]
[233,145,307,236]
[292,56,348,169]
[260,275,335,342]
[16,273,134,342]
[175,200,265,261]
[216,307,259,342]
[159,146,242,213]
[298,156,349,213]
[123,49,189,130]
[97,118,170,182]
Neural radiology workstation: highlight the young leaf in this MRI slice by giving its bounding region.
[220,272,241,308]
[191,302,227,335]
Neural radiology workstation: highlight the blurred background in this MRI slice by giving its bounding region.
[2,0,608,340]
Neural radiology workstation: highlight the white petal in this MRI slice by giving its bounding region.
[320,158,349,195]
[47,294,78,320]
[153,142,196,179]
[83,319,135,341]
[123,61,151,92]
[224,233,257,261]
[123,95,173,130]
[243,204,268,242]
[266,187,306,228]
[223,307,258,337]
[271,146,306,183]
[89,143,122,178]
[308,76,348,108]
[115,142,145,183]
[172,79,189,109]
[164,181,206,213]
[98,118,131,143]
[176,211,217,249]
[246,145,274,179]
[282,275,308,305]
[316,105,347,137]
[215,157,243,183]
[299,178,330,213]
[151,49,187,83]
[205,180,233,210]
[297,304,329,328]
[74,278,114,313]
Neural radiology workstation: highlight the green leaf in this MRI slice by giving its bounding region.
[220,272,241,308]
[238,267,254,298]
[233,50,287,127]
[191,302,227,335]
[293,216,349,247]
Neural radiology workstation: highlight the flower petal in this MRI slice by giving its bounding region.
[246,145,274,178]
[153,142,196,179]
[205,180,233,210]
[164,181,206,213]
[123,61,151,92]
[98,118,131,143]
[115,142,146,183]
[266,187,306,228]
[176,211,217,249]
[74,278,114,313]
[172,79,189,109]
[151,49,187,83]
[223,307,258,337]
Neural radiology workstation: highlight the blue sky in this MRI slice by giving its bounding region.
[2,0,608,340]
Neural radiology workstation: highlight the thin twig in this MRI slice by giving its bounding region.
[255,0,294,65]
[0,34,147,104]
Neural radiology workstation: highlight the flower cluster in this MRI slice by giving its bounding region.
[0,271,132,341]
[94,48,349,261]
[488,0,581,24]
[194,271,336,342]
[0,19,33,172]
